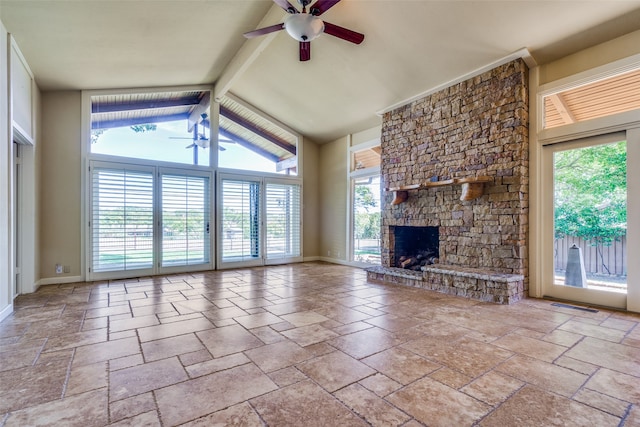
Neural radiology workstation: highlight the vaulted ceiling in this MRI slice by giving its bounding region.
[2,0,640,143]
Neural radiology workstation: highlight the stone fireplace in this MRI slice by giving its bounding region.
[367,59,529,304]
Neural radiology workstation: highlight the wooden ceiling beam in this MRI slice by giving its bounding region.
[220,105,296,155]
[218,127,280,163]
[91,96,201,114]
[187,91,212,132]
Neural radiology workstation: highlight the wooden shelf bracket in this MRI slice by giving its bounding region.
[386,176,493,204]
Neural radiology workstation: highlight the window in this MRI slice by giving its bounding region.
[89,162,213,279]
[349,142,381,264]
[84,88,302,278]
[218,95,298,175]
[90,165,155,274]
[219,177,262,263]
[266,182,301,260]
[161,172,211,267]
[543,67,640,130]
[90,90,212,166]
[218,175,302,268]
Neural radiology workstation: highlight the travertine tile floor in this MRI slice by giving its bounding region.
[1,262,640,426]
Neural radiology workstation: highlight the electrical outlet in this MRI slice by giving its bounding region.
[327,250,331,257]
[64,266,70,273]
[55,264,63,274]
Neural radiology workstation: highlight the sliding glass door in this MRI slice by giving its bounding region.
[160,171,211,271]
[218,176,263,267]
[265,181,301,264]
[542,133,638,309]
[217,173,302,268]
[90,164,155,278]
[89,162,212,280]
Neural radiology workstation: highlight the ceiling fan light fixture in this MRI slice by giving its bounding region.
[284,13,324,41]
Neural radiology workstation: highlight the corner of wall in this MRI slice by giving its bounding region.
[0,20,11,314]
[302,138,320,258]
[318,136,349,261]
[39,91,83,282]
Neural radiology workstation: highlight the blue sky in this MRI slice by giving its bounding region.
[91,119,286,174]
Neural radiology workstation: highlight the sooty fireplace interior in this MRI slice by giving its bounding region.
[391,226,439,270]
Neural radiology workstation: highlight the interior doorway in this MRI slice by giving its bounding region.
[13,141,21,297]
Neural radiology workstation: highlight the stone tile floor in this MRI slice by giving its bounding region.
[1,262,640,426]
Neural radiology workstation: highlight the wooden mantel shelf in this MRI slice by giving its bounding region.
[385,176,493,204]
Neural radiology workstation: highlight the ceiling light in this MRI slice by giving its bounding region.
[284,14,324,42]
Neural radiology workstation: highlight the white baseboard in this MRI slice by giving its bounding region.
[317,256,363,267]
[37,275,84,287]
[0,303,14,322]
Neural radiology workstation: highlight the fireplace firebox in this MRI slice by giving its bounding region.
[391,226,439,270]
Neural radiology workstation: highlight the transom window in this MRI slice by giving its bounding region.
[218,95,298,175]
[543,67,640,129]
[91,90,212,166]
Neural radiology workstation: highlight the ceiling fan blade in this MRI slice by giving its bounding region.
[323,21,364,44]
[243,23,284,39]
[300,41,311,61]
[310,0,341,16]
[273,0,298,14]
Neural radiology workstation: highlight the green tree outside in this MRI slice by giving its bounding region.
[554,140,627,274]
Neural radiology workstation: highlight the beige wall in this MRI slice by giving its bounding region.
[317,125,382,263]
[351,126,381,147]
[302,138,320,258]
[20,77,42,293]
[40,91,82,280]
[539,28,640,85]
[319,136,349,261]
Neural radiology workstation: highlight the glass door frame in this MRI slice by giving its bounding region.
[541,132,630,309]
[348,173,381,266]
[531,58,640,313]
[216,172,265,270]
[216,171,303,270]
[87,160,214,281]
[158,167,214,275]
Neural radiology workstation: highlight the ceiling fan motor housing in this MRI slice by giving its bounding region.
[284,14,324,41]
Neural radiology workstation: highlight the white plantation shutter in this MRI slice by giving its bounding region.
[266,182,301,260]
[220,178,261,262]
[90,166,154,273]
[161,173,211,267]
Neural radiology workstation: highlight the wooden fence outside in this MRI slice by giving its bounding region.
[554,235,627,277]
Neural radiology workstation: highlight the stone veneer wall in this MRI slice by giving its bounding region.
[380,59,529,295]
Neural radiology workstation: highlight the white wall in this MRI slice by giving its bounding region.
[0,21,11,321]
[0,24,42,317]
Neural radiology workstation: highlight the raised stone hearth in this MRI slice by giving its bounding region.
[367,265,524,304]
[369,59,529,304]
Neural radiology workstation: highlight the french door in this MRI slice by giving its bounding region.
[217,173,302,269]
[542,132,639,309]
[88,162,212,280]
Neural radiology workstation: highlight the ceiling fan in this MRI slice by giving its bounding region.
[243,0,364,61]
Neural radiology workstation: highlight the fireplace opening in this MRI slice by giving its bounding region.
[392,226,439,270]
